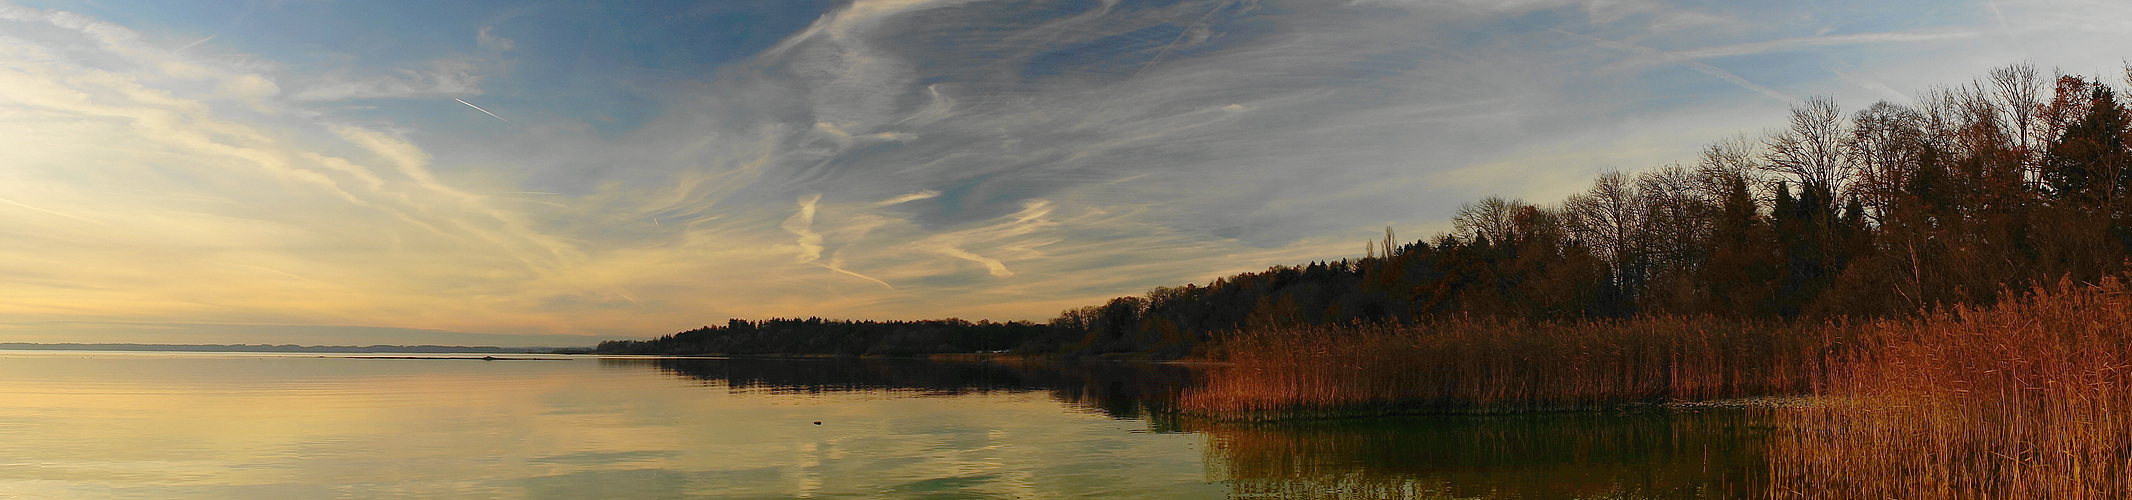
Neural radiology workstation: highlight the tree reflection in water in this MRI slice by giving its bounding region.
[602,357,1198,421]
[611,357,1773,499]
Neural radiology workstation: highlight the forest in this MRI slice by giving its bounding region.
[600,62,2132,360]
[594,318,1051,357]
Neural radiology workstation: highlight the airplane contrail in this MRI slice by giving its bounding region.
[0,195,114,227]
[454,98,518,126]
[818,262,896,290]
[1550,28,1794,103]
[1131,0,1232,81]
[1983,0,2027,56]
[174,35,215,52]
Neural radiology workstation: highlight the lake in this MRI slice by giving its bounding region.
[0,351,1771,499]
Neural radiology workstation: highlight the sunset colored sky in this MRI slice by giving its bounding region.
[1,0,2127,345]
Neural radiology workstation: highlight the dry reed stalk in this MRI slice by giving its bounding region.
[1195,411,1771,499]
[1772,277,2132,499]
[1182,316,1827,419]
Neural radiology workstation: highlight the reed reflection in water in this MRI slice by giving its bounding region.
[0,352,1779,499]
[629,357,1777,499]
[1185,410,1773,499]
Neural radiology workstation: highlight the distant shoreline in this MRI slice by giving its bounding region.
[0,343,591,354]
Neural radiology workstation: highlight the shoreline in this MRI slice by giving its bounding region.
[1171,395,1819,422]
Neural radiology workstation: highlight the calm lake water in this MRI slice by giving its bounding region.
[0,351,1771,499]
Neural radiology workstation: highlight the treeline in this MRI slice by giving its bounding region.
[1052,63,2132,357]
[593,318,1058,356]
[607,62,2132,359]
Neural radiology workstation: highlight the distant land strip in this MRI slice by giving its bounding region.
[0,343,591,354]
[340,355,572,360]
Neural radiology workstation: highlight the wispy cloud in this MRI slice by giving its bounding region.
[0,195,114,228]
[1,0,2125,344]
[782,193,826,264]
[875,190,941,206]
[1668,30,1980,60]
[1551,28,1794,103]
[476,26,513,52]
[290,59,485,101]
[917,200,1057,278]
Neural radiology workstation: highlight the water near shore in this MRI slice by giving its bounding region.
[0,351,1769,499]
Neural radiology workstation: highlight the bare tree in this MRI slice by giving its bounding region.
[1765,96,1859,200]
[1452,196,1526,245]
[1846,101,1927,224]
[1989,62,2044,158]
[1951,82,2014,161]
[1696,134,1766,202]
[1636,163,1711,272]
[1914,86,1966,153]
[1565,171,1645,285]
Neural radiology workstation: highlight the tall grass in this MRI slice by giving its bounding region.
[1772,277,2132,498]
[1182,316,1835,418]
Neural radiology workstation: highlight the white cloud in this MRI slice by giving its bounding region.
[1670,30,1981,60]
[916,200,1056,278]
[0,7,624,339]
[1553,27,1794,103]
[290,59,484,101]
[215,73,280,109]
[782,193,826,264]
[476,26,513,51]
[875,190,940,206]
[1349,0,1659,21]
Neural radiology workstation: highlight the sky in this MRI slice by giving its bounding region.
[0,0,2128,346]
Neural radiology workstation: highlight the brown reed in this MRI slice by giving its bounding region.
[1193,411,1772,499]
[1182,278,2132,495]
[1181,316,1834,418]
[1771,277,2132,499]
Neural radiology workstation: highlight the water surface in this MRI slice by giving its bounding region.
[0,351,1770,498]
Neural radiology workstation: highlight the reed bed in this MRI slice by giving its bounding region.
[1182,316,1835,418]
[1195,411,1771,499]
[1772,277,2132,499]
[1183,278,2132,495]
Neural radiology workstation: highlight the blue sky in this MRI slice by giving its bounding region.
[0,0,2126,345]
